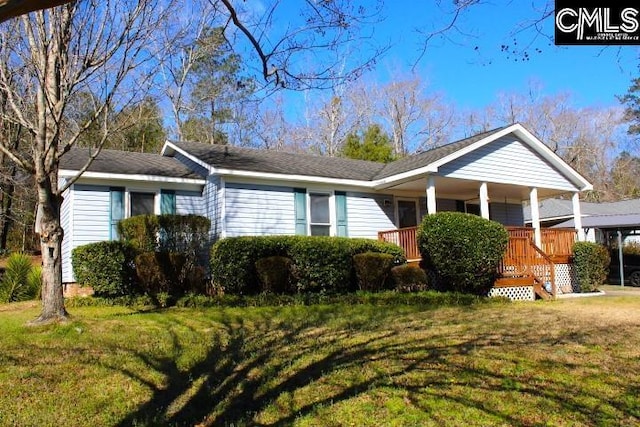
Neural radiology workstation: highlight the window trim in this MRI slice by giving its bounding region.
[126,188,161,218]
[307,190,336,236]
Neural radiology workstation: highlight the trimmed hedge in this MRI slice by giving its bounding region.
[353,252,395,291]
[118,214,210,256]
[72,241,138,297]
[255,256,293,293]
[573,241,610,292]
[390,264,429,292]
[210,236,406,295]
[417,212,509,295]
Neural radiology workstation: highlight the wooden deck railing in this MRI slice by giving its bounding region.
[498,236,556,297]
[378,225,577,297]
[505,227,577,263]
[378,227,421,261]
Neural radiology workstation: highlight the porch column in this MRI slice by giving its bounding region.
[529,187,542,248]
[479,182,490,220]
[426,175,437,215]
[572,192,586,241]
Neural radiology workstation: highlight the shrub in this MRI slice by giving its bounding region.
[353,252,395,291]
[118,214,210,256]
[622,241,640,256]
[72,241,138,297]
[255,256,293,293]
[210,235,406,295]
[417,212,509,295]
[134,251,205,297]
[390,264,429,292]
[0,253,41,303]
[573,241,610,292]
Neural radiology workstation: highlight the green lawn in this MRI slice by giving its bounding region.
[0,295,639,426]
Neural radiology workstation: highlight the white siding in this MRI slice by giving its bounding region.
[203,175,222,239]
[176,190,204,216]
[60,180,74,283]
[346,192,395,239]
[62,185,110,283]
[438,136,578,191]
[225,182,295,236]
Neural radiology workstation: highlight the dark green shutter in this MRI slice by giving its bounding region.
[109,187,125,240]
[294,188,307,235]
[335,191,348,237]
[160,190,176,214]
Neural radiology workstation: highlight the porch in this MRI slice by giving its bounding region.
[378,226,578,300]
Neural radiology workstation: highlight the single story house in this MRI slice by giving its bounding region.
[59,123,592,298]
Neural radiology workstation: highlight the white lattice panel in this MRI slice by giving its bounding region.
[489,286,535,301]
[555,263,578,294]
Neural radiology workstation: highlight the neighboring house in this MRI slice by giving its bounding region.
[59,123,592,288]
[523,198,640,245]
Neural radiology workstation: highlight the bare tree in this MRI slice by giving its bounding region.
[475,85,630,201]
[0,0,164,323]
[0,0,72,23]
[376,74,454,155]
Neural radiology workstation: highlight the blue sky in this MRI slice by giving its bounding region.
[370,1,639,110]
[261,1,639,115]
[376,0,640,108]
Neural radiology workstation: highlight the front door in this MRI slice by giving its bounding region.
[397,200,419,229]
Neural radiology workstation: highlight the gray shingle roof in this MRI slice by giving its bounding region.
[170,126,510,182]
[171,141,387,181]
[524,198,640,221]
[60,148,205,180]
[375,126,509,179]
[554,213,640,229]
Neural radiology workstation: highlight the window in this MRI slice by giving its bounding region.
[309,193,331,236]
[130,192,155,217]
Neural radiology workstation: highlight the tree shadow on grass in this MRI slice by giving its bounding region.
[110,305,640,426]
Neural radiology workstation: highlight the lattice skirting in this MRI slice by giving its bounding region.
[555,263,578,294]
[489,286,535,301]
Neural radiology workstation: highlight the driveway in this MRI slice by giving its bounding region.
[601,285,640,297]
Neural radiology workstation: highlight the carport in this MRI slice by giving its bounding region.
[554,213,640,286]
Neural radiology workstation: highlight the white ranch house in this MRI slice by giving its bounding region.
[59,123,592,300]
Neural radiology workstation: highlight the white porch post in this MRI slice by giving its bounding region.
[426,175,437,215]
[529,187,542,248]
[572,192,585,241]
[479,182,490,220]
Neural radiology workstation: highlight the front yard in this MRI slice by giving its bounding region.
[0,294,639,426]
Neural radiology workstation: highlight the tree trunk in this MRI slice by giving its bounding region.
[28,177,67,325]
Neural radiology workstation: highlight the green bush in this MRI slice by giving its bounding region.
[118,214,210,256]
[417,212,509,295]
[390,264,429,292]
[573,241,610,292]
[0,253,41,303]
[72,241,138,297]
[255,256,293,293]
[353,252,395,291]
[622,241,640,256]
[134,251,206,296]
[210,236,406,295]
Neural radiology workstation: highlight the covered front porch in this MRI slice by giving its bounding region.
[378,225,578,299]
[370,124,591,300]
